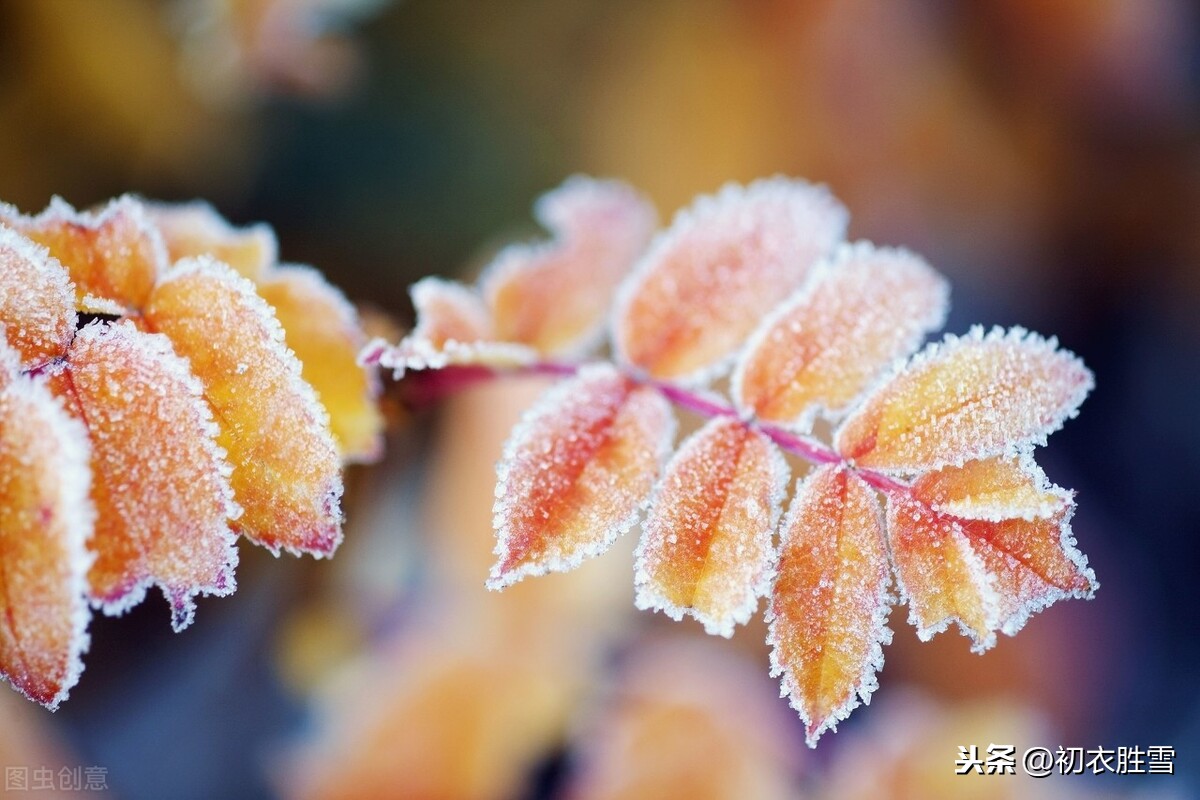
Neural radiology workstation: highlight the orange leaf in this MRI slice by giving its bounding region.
[378,277,535,377]
[909,454,1096,637]
[0,226,76,367]
[911,454,1069,521]
[143,257,343,557]
[836,326,1093,472]
[47,321,239,631]
[145,201,278,280]
[888,490,1096,650]
[488,365,675,589]
[961,507,1096,637]
[613,178,846,383]
[257,265,383,463]
[886,492,999,651]
[0,343,93,710]
[1,196,166,315]
[733,243,947,430]
[634,417,787,637]
[768,465,892,746]
[481,177,656,355]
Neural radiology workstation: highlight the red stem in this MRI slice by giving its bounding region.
[401,359,910,495]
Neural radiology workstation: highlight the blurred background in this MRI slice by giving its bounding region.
[1,0,1199,798]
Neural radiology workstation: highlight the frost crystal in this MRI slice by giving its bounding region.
[612,177,848,384]
[47,321,241,632]
[733,242,948,431]
[145,257,344,557]
[379,175,1099,747]
[836,326,1094,473]
[0,338,94,710]
[767,466,893,746]
[634,417,788,638]
[489,364,675,589]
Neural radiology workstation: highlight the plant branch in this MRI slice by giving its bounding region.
[400,359,910,494]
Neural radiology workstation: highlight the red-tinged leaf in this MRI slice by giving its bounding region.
[733,243,948,430]
[836,326,1093,473]
[378,277,535,377]
[143,257,343,557]
[145,201,278,280]
[911,453,1096,637]
[960,506,1096,637]
[488,364,675,590]
[47,321,240,631]
[0,226,76,367]
[257,265,384,463]
[635,417,788,637]
[768,465,892,746]
[886,492,1000,652]
[888,490,1096,649]
[481,177,656,356]
[613,178,847,384]
[0,196,166,315]
[0,343,93,710]
[911,454,1069,522]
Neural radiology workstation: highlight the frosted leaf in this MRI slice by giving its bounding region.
[836,326,1093,473]
[378,277,536,377]
[965,505,1096,637]
[481,176,656,356]
[47,321,240,632]
[144,257,343,558]
[887,492,1000,651]
[612,177,847,384]
[911,453,1070,522]
[0,196,167,313]
[144,200,278,280]
[887,490,1095,649]
[0,226,76,367]
[488,364,675,590]
[634,417,788,638]
[0,340,94,710]
[257,265,384,464]
[767,465,892,746]
[733,243,948,431]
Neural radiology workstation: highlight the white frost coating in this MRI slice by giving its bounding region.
[77,295,127,316]
[0,341,96,711]
[532,175,655,240]
[1006,514,1095,637]
[410,276,491,333]
[378,277,538,377]
[265,263,385,462]
[835,325,1094,474]
[924,450,1072,522]
[731,241,949,432]
[156,256,343,558]
[5,194,171,282]
[886,493,1002,653]
[765,466,894,746]
[69,321,242,632]
[610,176,849,386]
[144,198,279,270]
[0,225,78,364]
[970,498,1097,640]
[270,264,360,328]
[479,176,657,358]
[487,363,676,590]
[633,419,789,638]
[381,336,538,376]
